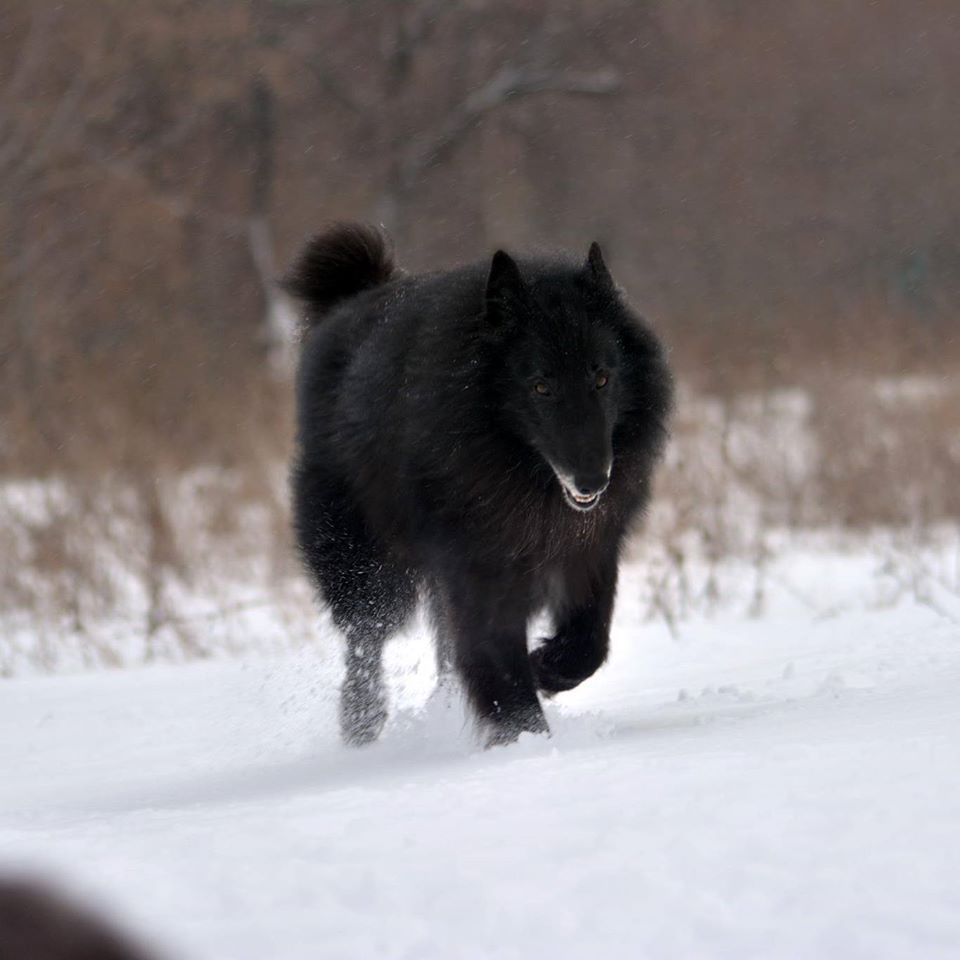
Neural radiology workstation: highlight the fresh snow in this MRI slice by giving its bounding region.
[1,547,959,959]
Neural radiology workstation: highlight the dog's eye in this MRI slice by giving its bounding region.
[533,381,551,397]
[596,372,609,389]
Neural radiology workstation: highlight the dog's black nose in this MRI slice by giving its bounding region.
[574,475,609,498]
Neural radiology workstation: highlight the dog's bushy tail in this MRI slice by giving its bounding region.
[283,222,395,327]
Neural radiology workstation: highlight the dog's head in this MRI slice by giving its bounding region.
[483,244,670,512]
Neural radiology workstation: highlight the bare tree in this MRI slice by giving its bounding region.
[371,4,622,239]
[245,77,298,375]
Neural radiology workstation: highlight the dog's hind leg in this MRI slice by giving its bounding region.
[427,586,457,680]
[340,625,393,746]
[293,463,416,745]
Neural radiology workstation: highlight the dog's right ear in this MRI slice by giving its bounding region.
[483,250,525,333]
[585,241,616,294]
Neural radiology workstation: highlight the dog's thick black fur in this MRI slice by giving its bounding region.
[286,224,673,746]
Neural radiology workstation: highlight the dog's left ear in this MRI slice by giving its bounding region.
[585,241,615,293]
[484,249,526,333]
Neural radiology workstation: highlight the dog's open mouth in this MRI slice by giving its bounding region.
[560,484,603,512]
[546,459,610,513]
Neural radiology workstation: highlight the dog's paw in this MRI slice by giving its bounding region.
[530,639,590,695]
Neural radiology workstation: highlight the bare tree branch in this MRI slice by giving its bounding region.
[278,31,370,114]
[68,143,248,231]
[388,0,447,84]
[3,70,91,183]
[311,59,369,114]
[2,220,72,283]
[399,65,622,188]
[247,215,298,375]
[0,6,58,107]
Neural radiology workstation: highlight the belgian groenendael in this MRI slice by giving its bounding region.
[285,224,673,746]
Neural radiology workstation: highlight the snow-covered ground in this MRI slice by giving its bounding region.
[2,546,959,959]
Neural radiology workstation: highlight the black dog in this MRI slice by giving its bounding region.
[286,225,673,746]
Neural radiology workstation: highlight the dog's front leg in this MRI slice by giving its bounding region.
[441,571,549,746]
[532,554,618,695]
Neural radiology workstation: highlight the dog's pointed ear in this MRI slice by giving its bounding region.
[484,250,525,331]
[585,241,615,293]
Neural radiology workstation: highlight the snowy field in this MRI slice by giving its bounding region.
[2,543,960,959]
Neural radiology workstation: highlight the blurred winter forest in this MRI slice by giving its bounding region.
[2,0,959,672]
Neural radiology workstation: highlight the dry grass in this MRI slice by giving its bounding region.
[1,332,958,672]
[0,322,302,672]
[808,373,960,528]
[634,361,960,627]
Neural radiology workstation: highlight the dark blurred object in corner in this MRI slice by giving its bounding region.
[0,878,156,960]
